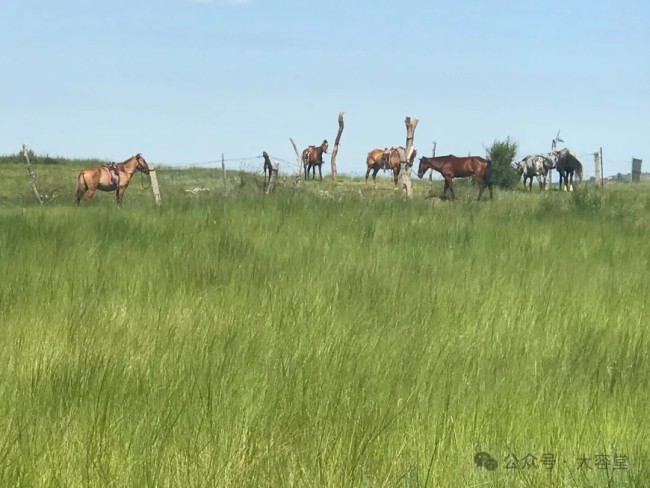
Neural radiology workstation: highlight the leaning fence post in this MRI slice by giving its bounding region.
[21,144,43,205]
[265,162,279,194]
[148,164,162,205]
[290,137,302,186]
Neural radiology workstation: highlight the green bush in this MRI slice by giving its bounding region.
[486,137,519,189]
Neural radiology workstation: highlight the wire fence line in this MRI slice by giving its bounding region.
[155,154,298,173]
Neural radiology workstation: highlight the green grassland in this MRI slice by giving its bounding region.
[1,159,649,487]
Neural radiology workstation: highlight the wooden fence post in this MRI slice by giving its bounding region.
[290,137,302,186]
[631,157,642,183]
[21,144,43,205]
[148,164,162,205]
[265,162,279,194]
[330,112,344,180]
[221,153,228,190]
[548,139,556,188]
[399,116,419,198]
[430,140,437,181]
[593,151,602,188]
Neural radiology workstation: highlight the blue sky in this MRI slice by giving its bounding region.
[1,0,648,177]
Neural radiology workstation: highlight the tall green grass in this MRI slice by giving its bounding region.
[0,171,649,486]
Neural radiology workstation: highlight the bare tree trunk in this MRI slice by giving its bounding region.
[594,151,601,188]
[399,116,419,198]
[290,137,302,186]
[148,164,162,206]
[430,140,437,181]
[330,112,344,180]
[21,144,43,205]
[265,163,279,194]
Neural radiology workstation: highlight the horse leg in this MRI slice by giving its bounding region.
[393,168,399,189]
[476,176,485,201]
[318,164,322,181]
[372,167,380,189]
[84,189,96,203]
[569,171,574,192]
[116,186,128,204]
[448,180,456,200]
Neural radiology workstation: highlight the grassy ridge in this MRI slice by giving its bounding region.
[0,163,649,486]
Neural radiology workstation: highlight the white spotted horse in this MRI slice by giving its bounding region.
[515,154,556,191]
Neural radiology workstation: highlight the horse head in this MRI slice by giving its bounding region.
[320,140,329,154]
[417,156,429,178]
[514,161,524,175]
[135,153,151,174]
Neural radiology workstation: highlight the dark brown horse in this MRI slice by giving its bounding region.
[554,148,583,191]
[365,147,417,188]
[75,153,150,204]
[302,140,328,180]
[417,155,493,200]
[262,151,273,186]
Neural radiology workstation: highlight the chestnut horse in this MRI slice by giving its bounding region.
[365,147,418,188]
[75,153,150,204]
[417,155,493,200]
[302,140,328,180]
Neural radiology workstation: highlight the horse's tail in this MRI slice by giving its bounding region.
[576,160,584,182]
[484,159,493,187]
[75,171,87,204]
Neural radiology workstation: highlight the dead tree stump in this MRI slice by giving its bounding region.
[399,116,419,198]
[330,112,344,180]
[21,144,43,205]
[265,163,279,194]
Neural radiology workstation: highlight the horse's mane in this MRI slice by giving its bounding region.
[116,154,139,165]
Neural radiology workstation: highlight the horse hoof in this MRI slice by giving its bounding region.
[569,185,574,192]
[562,186,567,192]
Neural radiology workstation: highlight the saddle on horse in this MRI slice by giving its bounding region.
[102,163,120,190]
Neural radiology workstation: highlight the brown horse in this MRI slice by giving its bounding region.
[417,155,493,200]
[302,140,328,180]
[365,147,418,188]
[75,153,150,204]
